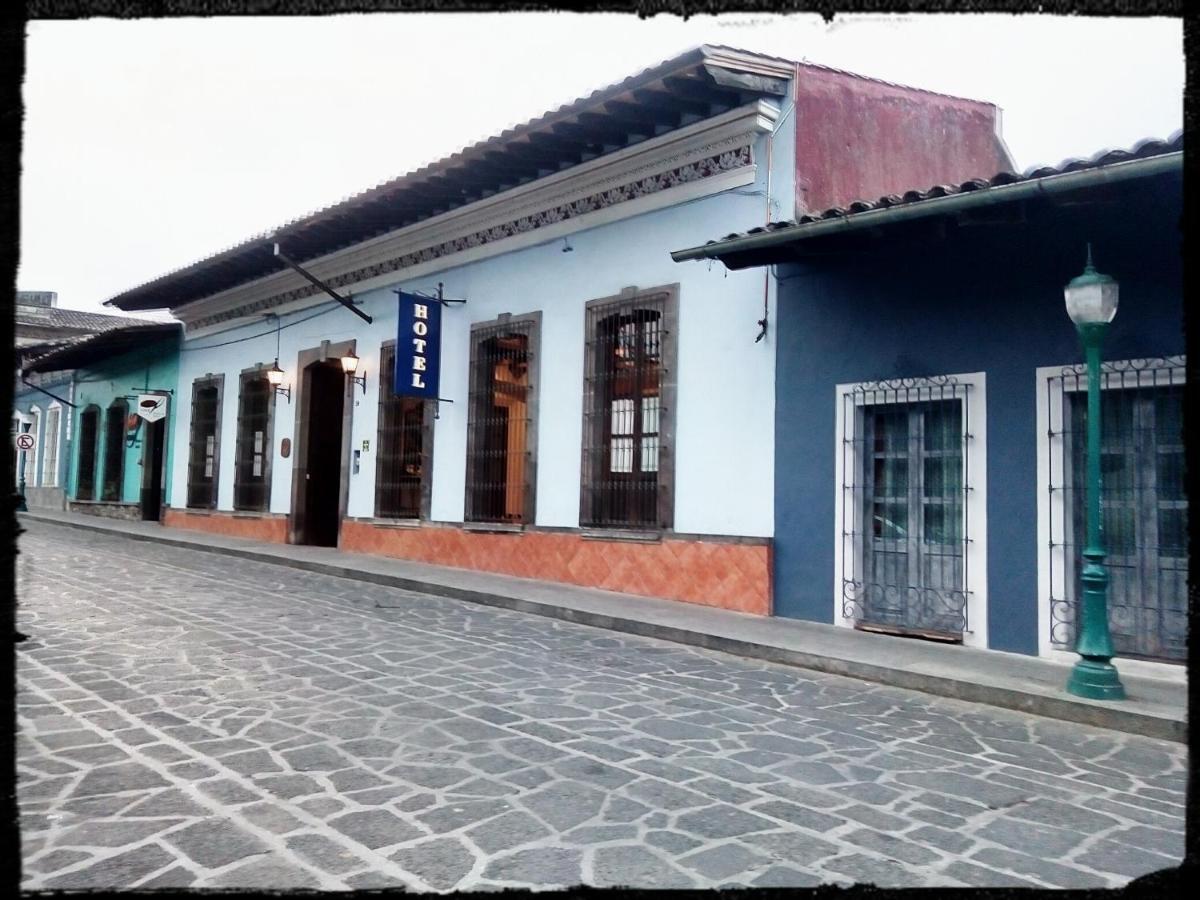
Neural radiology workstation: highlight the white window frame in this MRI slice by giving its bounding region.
[13,412,31,487]
[1035,356,1187,680]
[43,402,62,488]
[29,405,42,487]
[833,371,989,650]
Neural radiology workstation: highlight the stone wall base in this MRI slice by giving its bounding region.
[69,500,140,520]
[163,508,289,543]
[26,486,66,511]
[340,521,772,615]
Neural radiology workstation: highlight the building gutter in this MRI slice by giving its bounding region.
[670,151,1182,264]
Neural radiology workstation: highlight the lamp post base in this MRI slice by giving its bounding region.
[1067,658,1127,700]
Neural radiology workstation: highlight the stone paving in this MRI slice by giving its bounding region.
[16,520,1186,890]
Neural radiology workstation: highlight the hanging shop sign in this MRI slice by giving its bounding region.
[136,394,168,423]
[395,290,442,400]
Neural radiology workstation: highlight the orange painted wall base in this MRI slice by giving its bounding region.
[340,521,771,615]
[163,509,289,544]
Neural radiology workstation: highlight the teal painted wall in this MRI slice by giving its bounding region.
[68,338,181,505]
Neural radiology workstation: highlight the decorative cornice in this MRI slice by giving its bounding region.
[189,146,752,330]
[180,101,777,333]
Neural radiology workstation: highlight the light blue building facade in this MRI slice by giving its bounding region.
[102,47,1010,614]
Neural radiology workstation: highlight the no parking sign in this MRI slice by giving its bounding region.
[15,432,35,452]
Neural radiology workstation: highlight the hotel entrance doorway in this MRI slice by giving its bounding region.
[290,340,355,547]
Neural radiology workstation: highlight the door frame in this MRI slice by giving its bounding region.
[139,395,170,521]
[832,371,988,650]
[288,339,356,545]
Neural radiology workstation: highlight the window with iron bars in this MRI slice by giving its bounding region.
[187,376,223,509]
[77,405,100,501]
[376,342,432,519]
[43,406,61,488]
[1046,356,1186,663]
[580,286,677,530]
[466,314,539,524]
[101,400,128,501]
[841,377,973,641]
[233,370,274,511]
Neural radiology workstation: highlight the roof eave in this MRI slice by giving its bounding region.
[104,46,773,313]
[671,151,1183,267]
[22,323,182,374]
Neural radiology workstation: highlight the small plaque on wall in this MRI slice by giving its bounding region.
[280,437,291,459]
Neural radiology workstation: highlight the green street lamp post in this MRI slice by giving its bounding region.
[1064,245,1126,701]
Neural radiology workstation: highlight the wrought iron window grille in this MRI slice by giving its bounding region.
[580,286,678,531]
[840,375,974,641]
[100,400,128,502]
[76,405,101,501]
[232,369,275,512]
[186,376,223,510]
[465,314,539,525]
[1045,355,1186,663]
[375,342,433,520]
[42,406,60,488]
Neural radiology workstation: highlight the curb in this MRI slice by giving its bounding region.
[20,512,1186,743]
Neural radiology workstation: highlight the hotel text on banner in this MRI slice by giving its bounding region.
[395,290,442,399]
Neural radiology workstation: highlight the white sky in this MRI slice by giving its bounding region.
[18,12,1183,315]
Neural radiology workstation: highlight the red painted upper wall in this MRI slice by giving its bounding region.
[793,64,1015,216]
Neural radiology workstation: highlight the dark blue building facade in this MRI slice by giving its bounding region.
[676,141,1185,663]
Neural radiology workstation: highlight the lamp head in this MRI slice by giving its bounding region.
[266,360,285,386]
[341,351,360,374]
[1064,244,1119,326]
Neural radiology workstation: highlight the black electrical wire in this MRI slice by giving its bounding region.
[179,281,448,352]
[179,299,354,352]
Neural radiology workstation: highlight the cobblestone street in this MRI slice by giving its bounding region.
[16,520,1186,890]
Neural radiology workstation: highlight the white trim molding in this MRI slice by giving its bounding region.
[833,371,988,650]
[29,405,42,488]
[1035,356,1187,676]
[178,101,779,334]
[44,402,63,488]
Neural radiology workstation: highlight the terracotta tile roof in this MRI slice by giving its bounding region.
[105,45,1006,314]
[15,304,154,333]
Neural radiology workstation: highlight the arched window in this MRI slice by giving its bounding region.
[29,406,42,487]
[13,412,32,488]
[375,343,432,519]
[465,314,540,524]
[233,369,275,511]
[580,286,677,530]
[77,405,101,501]
[101,399,128,501]
[187,375,224,509]
[43,404,62,488]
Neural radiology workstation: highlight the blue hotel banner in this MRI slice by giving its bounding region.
[395,290,442,399]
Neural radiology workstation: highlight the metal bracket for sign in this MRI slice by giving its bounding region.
[273,241,373,324]
[127,387,174,395]
[396,286,461,416]
[409,283,467,307]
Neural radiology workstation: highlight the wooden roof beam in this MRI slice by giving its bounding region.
[601,99,680,136]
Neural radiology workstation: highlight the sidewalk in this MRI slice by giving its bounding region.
[19,508,1187,743]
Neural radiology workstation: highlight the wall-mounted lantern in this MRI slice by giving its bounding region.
[342,351,367,395]
[266,359,291,404]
